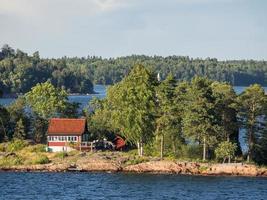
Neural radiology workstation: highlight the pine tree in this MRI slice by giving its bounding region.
[13,118,26,140]
[156,74,183,158]
[238,84,266,162]
[182,77,220,161]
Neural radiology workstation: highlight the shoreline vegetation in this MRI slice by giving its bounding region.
[0,149,266,177]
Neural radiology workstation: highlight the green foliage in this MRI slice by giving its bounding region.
[215,141,237,163]
[0,45,94,94]
[176,145,203,160]
[61,102,80,118]
[238,84,267,162]
[54,152,68,159]
[0,155,23,167]
[0,105,9,142]
[6,139,29,152]
[125,156,149,165]
[7,97,31,139]
[2,45,267,95]
[156,74,184,158]
[25,81,68,118]
[24,144,46,153]
[32,117,48,143]
[13,118,26,140]
[199,166,209,172]
[87,98,114,140]
[182,77,220,160]
[104,64,157,155]
[31,154,50,164]
[253,129,267,165]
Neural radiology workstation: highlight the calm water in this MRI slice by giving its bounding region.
[0,84,108,108]
[0,172,266,200]
[1,85,267,108]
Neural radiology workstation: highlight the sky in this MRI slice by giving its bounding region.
[0,0,266,60]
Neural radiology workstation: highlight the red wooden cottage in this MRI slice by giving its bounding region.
[47,118,89,152]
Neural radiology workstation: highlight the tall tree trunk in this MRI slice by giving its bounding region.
[227,135,231,163]
[203,137,206,161]
[160,134,164,159]
[140,141,143,157]
[172,138,176,154]
[137,141,141,156]
[247,127,253,162]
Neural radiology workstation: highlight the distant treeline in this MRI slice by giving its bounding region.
[1,44,267,94]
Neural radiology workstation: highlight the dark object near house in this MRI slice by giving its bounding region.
[113,136,126,150]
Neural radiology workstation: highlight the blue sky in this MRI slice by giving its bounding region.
[0,0,266,60]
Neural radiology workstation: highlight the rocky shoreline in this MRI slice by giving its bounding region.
[1,153,267,177]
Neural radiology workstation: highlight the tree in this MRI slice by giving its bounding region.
[182,77,220,161]
[7,97,31,139]
[1,44,15,58]
[253,130,267,165]
[215,141,237,163]
[106,64,157,156]
[156,74,181,158]
[13,118,26,140]
[0,105,10,142]
[84,97,115,141]
[25,81,68,118]
[61,102,80,118]
[238,84,266,162]
[211,82,242,156]
[32,116,48,143]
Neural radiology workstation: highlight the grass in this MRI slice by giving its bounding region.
[0,140,51,167]
[0,153,24,167]
[23,144,46,153]
[54,151,68,159]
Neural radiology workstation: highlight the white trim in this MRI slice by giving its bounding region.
[47,136,78,142]
[47,146,75,152]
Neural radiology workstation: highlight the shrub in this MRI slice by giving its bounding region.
[32,154,50,164]
[215,141,237,163]
[199,166,208,172]
[54,152,68,159]
[176,145,202,160]
[126,156,149,165]
[6,139,29,152]
[144,143,160,157]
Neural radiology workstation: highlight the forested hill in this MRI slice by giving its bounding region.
[0,44,267,94]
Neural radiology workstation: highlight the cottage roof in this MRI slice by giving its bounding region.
[47,118,86,135]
